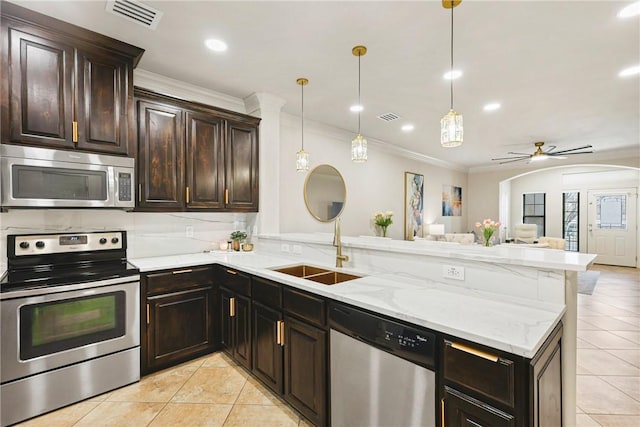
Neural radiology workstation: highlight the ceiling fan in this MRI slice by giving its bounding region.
[491,142,594,164]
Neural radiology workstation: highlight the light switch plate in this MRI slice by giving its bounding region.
[185,226,194,238]
[443,265,465,281]
[292,245,302,254]
[281,243,290,253]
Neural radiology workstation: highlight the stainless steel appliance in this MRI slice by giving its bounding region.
[0,231,140,426]
[0,145,134,209]
[329,303,437,427]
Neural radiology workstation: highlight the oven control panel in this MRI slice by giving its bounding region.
[12,231,125,256]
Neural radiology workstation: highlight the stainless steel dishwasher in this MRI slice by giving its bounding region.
[329,303,437,427]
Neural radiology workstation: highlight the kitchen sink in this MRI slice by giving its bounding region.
[273,264,362,285]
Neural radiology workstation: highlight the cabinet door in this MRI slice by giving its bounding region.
[137,100,185,210]
[147,287,213,371]
[284,316,326,427]
[3,26,74,148]
[225,121,258,211]
[252,302,283,394]
[75,48,130,155]
[233,293,252,370]
[443,387,515,427]
[219,288,233,352]
[185,111,225,209]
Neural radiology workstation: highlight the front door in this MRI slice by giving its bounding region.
[587,189,637,267]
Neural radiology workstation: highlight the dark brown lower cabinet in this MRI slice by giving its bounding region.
[220,287,252,370]
[284,315,327,427]
[443,386,515,427]
[252,302,283,394]
[146,287,213,371]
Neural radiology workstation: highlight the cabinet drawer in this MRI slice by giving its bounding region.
[145,266,213,295]
[252,277,282,308]
[283,287,326,327]
[444,340,516,408]
[215,266,251,296]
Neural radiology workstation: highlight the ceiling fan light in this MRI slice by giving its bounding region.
[530,153,548,162]
[296,149,309,171]
[440,109,463,148]
[351,134,368,162]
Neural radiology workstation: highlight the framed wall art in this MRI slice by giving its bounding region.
[404,172,424,240]
[442,184,462,216]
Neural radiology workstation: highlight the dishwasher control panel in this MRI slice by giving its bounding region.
[329,303,436,369]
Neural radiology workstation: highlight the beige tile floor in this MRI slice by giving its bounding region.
[16,265,639,426]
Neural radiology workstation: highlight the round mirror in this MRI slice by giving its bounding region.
[303,164,347,222]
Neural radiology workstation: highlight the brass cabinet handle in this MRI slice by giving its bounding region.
[226,269,237,275]
[230,297,235,317]
[279,320,285,346]
[72,121,78,142]
[172,269,193,275]
[225,188,229,205]
[146,303,150,325]
[138,184,142,202]
[448,341,499,363]
[440,399,445,427]
[186,186,190,204]
[276,320,282,345]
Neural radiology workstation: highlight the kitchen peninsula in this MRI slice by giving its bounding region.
[131,234,596,427]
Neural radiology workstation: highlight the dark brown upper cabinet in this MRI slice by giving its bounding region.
[135,88,260,212]
[1,2,144,156]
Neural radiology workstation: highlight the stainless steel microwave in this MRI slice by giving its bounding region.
[0,145,134,209]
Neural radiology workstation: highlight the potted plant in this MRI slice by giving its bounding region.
[230,230,247,251]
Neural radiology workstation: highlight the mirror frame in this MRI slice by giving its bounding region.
[303,164,347,222]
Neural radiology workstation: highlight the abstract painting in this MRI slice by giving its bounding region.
[404,172,424,240]
[442,185,462,216]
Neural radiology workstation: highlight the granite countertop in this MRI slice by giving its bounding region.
[130,250,566,358]
[259,233,597,272]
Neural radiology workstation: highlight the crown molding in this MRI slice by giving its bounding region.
[133,69,246,113]
[244,92,287,117]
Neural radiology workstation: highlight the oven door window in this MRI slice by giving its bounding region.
[19,291,126,360]
[12,165,108,201]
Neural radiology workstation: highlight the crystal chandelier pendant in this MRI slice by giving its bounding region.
[351,134,368,162]
[440,109,463,148]
[296,149,309,171]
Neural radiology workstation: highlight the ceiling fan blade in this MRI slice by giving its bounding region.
[499,158,530,164]
[491,155,530,161]
[506,151,532,156]
[551,145,593,154]
[542,145,557,153]
[553,151,594,156]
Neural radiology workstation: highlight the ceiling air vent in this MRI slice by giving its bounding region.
[377,112,401,122]
[105,0,163,30]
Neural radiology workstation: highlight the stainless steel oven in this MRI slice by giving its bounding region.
[0,231,140,427]
[0,144,134,209]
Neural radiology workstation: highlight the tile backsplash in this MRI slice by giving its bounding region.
[0,209,257,271]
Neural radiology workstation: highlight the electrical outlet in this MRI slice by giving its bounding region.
[292,245,302,255]
[443,265,465,281]
[281,243,290,253]
[185,226,194,238]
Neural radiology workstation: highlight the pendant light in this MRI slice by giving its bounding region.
[296,77,309,171]
[440,0,463,148]
[351,45,368,162]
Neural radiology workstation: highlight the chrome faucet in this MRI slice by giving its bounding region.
[334,218,349,268]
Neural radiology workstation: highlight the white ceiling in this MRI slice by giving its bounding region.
[11,0,640,170]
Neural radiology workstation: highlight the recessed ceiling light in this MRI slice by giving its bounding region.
[443,70,462,80]
[401,124,415,132]
[204,39,228,52]
[483,103,501,111]
[619,65,640,77]
[618,1,640,18]
[350,105,364,112]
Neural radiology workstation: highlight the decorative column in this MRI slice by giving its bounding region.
[244,92,286,235]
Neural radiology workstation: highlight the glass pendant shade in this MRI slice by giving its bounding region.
[296,149,309,171]
[351,134,368,162]
[440,109,463,147]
